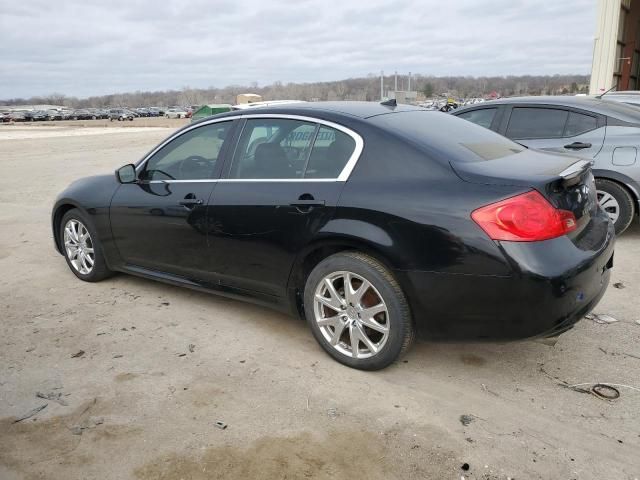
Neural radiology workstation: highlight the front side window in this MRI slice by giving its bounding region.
[142,121,232,181]
[506,107,569,139]
[457,108,497,129]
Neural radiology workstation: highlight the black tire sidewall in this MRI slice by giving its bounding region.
[303,253,411,370]
[596,178,635,234]
[59,209,110,282]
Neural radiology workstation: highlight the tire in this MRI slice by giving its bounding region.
[110,118,113,122]
[59,208,112,282]
[304,252,414,370]
[596,178,635,235]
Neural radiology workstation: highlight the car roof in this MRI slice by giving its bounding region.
[471,95,609,109]
[454,95,640,123]
[195,101,424,124]
[607,90,640,96]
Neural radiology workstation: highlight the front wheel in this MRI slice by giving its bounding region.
[304,252,414,370]
[596,178,635,235]
[60,209,112,282]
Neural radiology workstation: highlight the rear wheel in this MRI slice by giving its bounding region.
[596,178,635,235]
[60,209,112,282]
[304,252,413,370]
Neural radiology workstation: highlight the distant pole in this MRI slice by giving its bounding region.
[380,70,384,100]
[395,71,398,91]
[408,72,411,91]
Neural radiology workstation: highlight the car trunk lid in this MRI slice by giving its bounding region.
[451,150,599,232]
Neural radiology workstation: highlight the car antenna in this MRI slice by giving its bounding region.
[380,99,397,107]
[596,85,617,99]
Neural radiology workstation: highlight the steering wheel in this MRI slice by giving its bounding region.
[144,169,175,180]
[178,155,211,179]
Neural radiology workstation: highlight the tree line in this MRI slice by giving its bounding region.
[1,73,590,108]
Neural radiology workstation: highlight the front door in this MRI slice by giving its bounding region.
[208,117,359,297]
[110,120,236,282]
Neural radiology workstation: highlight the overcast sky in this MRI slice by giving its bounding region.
[0,0,597,98]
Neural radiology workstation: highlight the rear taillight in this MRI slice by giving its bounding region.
[471,190,577,242]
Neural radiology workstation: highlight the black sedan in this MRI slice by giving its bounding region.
[52,102,614,370]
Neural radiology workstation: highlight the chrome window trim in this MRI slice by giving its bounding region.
[145,178,340,184]
[135,113,364,182]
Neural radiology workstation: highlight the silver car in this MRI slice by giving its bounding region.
[453,96,640,234]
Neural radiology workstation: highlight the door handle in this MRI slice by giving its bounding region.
[290,199,325,207]
[564,142,592,150]
[179,198,203,207]
[290,199,325,214]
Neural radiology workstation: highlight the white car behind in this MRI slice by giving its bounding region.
[165,107,188,119]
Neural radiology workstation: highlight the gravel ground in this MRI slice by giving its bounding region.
[0,125,638,480]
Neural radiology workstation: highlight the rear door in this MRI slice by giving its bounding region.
[501,106,605,158]
[207,116,361,297]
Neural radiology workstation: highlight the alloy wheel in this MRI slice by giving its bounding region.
[597,190,620,224]
[313,271,389,359]
[63,219,95,275]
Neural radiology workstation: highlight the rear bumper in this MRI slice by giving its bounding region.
[398,213,615,341]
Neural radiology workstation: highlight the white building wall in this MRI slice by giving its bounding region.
[590,0,622,94]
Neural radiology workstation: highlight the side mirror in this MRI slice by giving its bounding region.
[116,164,137,184]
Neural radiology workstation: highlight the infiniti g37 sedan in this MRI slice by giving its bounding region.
[452,95,640,234]
[52,102,614,370]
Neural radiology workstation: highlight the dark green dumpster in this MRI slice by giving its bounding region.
[191,104,233,122]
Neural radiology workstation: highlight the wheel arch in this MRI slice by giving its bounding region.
[52,202,84,254]
[592,168,640,216]
[286,235,402,319]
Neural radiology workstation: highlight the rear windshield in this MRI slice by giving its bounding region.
[370,110,525,162]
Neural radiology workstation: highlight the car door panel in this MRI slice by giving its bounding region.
[206,116,358,297]
[208,181,344,296]
[110,181,216,281]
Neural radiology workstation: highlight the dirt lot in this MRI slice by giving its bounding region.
[0,125,638,480]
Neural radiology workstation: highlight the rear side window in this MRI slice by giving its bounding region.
[506,107,568,139]
[457,108,497,129]
[305,126,355,178]
[564,112,598,136]
[230,119,314,179]
[229,119,356,179]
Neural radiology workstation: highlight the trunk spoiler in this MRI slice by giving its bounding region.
[558,159,593,186]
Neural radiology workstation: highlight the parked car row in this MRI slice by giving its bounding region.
[1,106,170,122]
